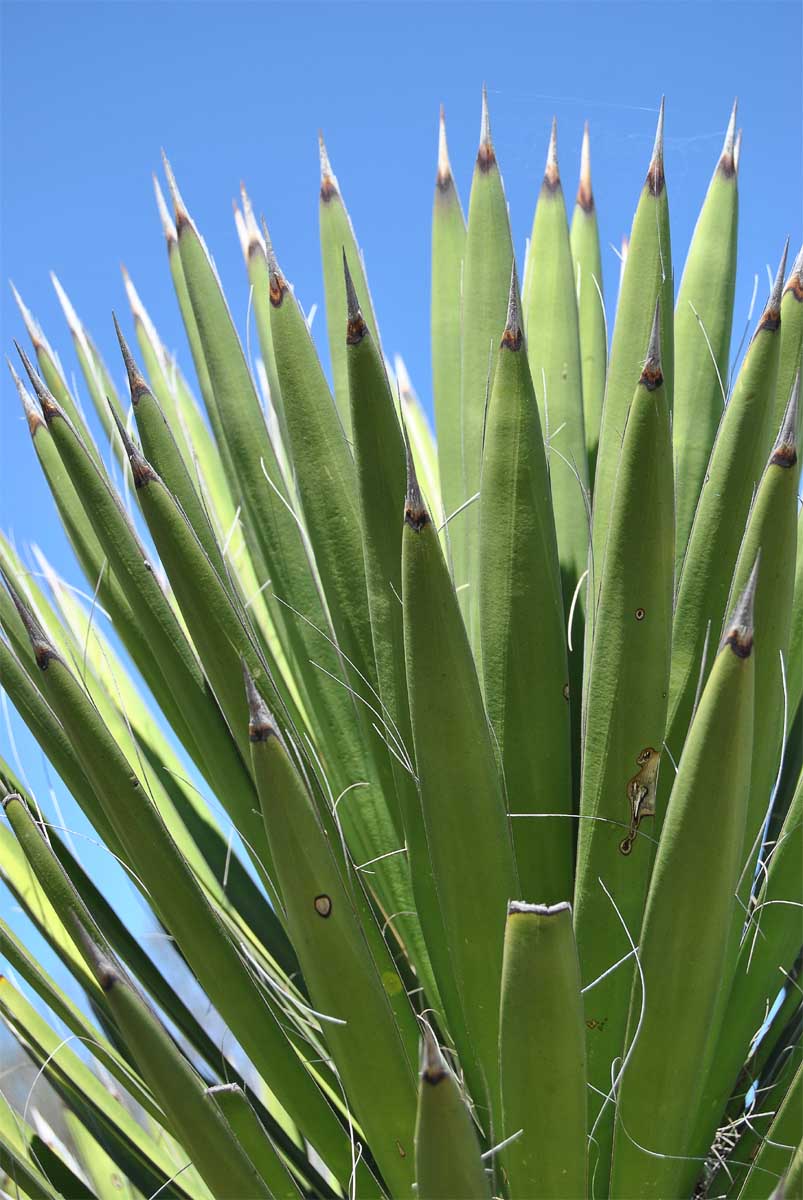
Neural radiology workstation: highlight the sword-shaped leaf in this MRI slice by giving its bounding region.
[673,102,739,572]
[499,901,586,1199]
[591,102,673,622]
[570,122,607,484]
[574,305,674,1184]
[459,87,515,657]
[318,133,380,438]
[414,1029,491,1200]
[479,270,572,903]
[403,443,517,1137]
[431,106,466,541]
[610,563,758,1200]
[662,247,787,827]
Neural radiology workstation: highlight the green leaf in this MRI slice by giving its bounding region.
[574,305,674,1181]
[248,674,416,1197]
[570,123,607,484]
[736,1060,803,1200]
[318,133,381,440]
[0,980,206,1200]
[403,445,517,1137]
[459,88,515,656]
[73,925,273,1200]
[206,1085,302,1200]
[591,102,673,626]
[523,121,589,647]
[672,104,739,573]
[479,271,573,903]
[431,107,466,539]
[499,902,586,1199]
[662,247,787,831]
[414,1030,491,1200]
[610,564,757,1200]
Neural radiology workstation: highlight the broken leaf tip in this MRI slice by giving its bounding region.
[508,900,572,917]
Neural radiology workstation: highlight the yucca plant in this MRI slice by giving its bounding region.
[1,89,801,1200]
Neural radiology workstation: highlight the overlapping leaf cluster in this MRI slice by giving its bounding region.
[0,91,801,1200]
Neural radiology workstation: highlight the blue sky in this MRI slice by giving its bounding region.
[1,0,802,1011]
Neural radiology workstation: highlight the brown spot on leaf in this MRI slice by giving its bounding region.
[619,747,659,854]
[314,894,332,918]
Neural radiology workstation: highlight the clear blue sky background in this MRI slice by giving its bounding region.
[1,0,802,1020]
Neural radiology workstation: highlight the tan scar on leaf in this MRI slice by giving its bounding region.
[619,747,660,855]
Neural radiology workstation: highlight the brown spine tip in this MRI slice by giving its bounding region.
[717,99,738,178]
[477,83,496,172]
[784,243,803,302]
[240,183,266,261]
[7,358,45,436]
[420,1025,448,1085]
[770,372,799,468]
[242,660,278,742]
[0,568,60,671]
[319,131,339,202]
[646,97,665,196]
[501,263,523,351]
[508,900,572,917]
[722,551,759,658]
[343,252,368,345]
[576,121,594,212]
[108,402,157,490]
[15,341,62,425]
[112,313,150,405]
[160,150,190,232]
[756,241,790,334]
[153,173,178,246]
[394,354,415,403]
[403,427,430,532]
[543,116,560,191]
[639,300,663,390]
[9,282,45,352]
[233,202,250,264]
[266,234,288,309]
[436,103,454,192]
